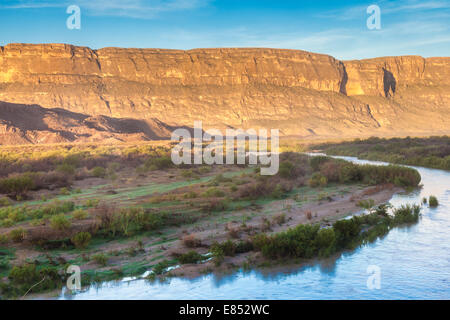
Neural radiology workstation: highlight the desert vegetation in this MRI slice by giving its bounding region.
[0,142,423,298]
[315,136,450,170]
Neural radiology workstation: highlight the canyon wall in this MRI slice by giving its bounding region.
[0,43,449,144]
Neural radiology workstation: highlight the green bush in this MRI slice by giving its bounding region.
[152,259,172,275]
[0,175,35,196]
[92,253,108,266]
[0,197,12,207]
[85,199,99,208]
[56,163,76,175]
[145,156,173,171]
[50,214,71,231]
[309,173,328,187]
[73,209,89,220]
[278,161,295,179]
[59,187,70,195]
[0,233,9,244]
[310,156,330,171]
[9,228,26,242]
[333,218,361,248]
[178,251,204,264]
[210,244,225,266]
[429,195,439,207]
[92,166,106,178]
[71,232,92,249]
[315,228,336,256]
[202,187,225,198]
[392,204,421,224]
[260,224,321,259]
[7,263,61,296]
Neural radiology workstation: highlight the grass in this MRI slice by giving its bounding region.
[0,147,425,298]
[315,136,450,171]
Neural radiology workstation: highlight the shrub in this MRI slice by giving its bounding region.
[339,164,361,183]
[235,240,254,254]
[333,218,361,249]
[92,253,108,266]
[178,251,204,264]
[0,197,12,207]
[1,218,14,228]
[210,244,224,266]
[145,156,173,171]
[309,173,327,187]
[181,169,196,179]
[85,199,99,208]
[271,184,284,199]
[272,213,286,226]
[92,166,106,178]
[184,191,197,199]
[236,180,275,200]
[202,187,225,198]
[9,228,26,242]
[278,161,295,179]
[429,195,439,208]
[71,232,92,249]
[152,259,171,275]
[304,211,313,220]
[60,187,70,195]
[392,204,421,224]
[50,214,71,231]
[0,256,9,271]
[310,156,330,171]
[0,175,35,196]
[211,240,236,257]
[8,263,60,295]
[73,209,89,220]
[56,163,76,175]
[182,234,202,248]
[203,199,229,213]
[260,224,321,259]
[357,199,375,211]
[0,233,9,244]
[315,228,336,257]
[319,161,340,182]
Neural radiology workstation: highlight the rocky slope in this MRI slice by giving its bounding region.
[0,101,176,144]
[0,43,449,144]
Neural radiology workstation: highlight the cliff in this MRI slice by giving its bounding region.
[0,43,449,144]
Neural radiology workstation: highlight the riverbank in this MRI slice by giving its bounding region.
[41,157,450,300]
[313,136,450,171]
[0,149,421,299]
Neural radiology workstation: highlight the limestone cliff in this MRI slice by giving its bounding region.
[0,43,449,144]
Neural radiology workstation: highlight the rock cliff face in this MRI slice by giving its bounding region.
[0,43,449,144]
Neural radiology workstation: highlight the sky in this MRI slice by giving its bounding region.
[0,0,450,60]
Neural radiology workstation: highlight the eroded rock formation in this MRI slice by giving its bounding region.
[0,43,449,144]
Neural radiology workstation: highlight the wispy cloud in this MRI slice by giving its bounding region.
[0,0,212,18]
[315,0,450,21]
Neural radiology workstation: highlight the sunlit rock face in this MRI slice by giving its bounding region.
[1,43,449,144]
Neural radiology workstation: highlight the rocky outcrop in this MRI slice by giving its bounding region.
[0,43,449,144]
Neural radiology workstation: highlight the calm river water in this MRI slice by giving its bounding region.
[59,156,450,300]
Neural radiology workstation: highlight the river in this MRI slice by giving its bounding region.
[59,156,450,300]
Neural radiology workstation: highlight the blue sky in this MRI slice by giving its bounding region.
[1,0,449,59]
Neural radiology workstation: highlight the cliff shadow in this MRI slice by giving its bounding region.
[383,68,396,97]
